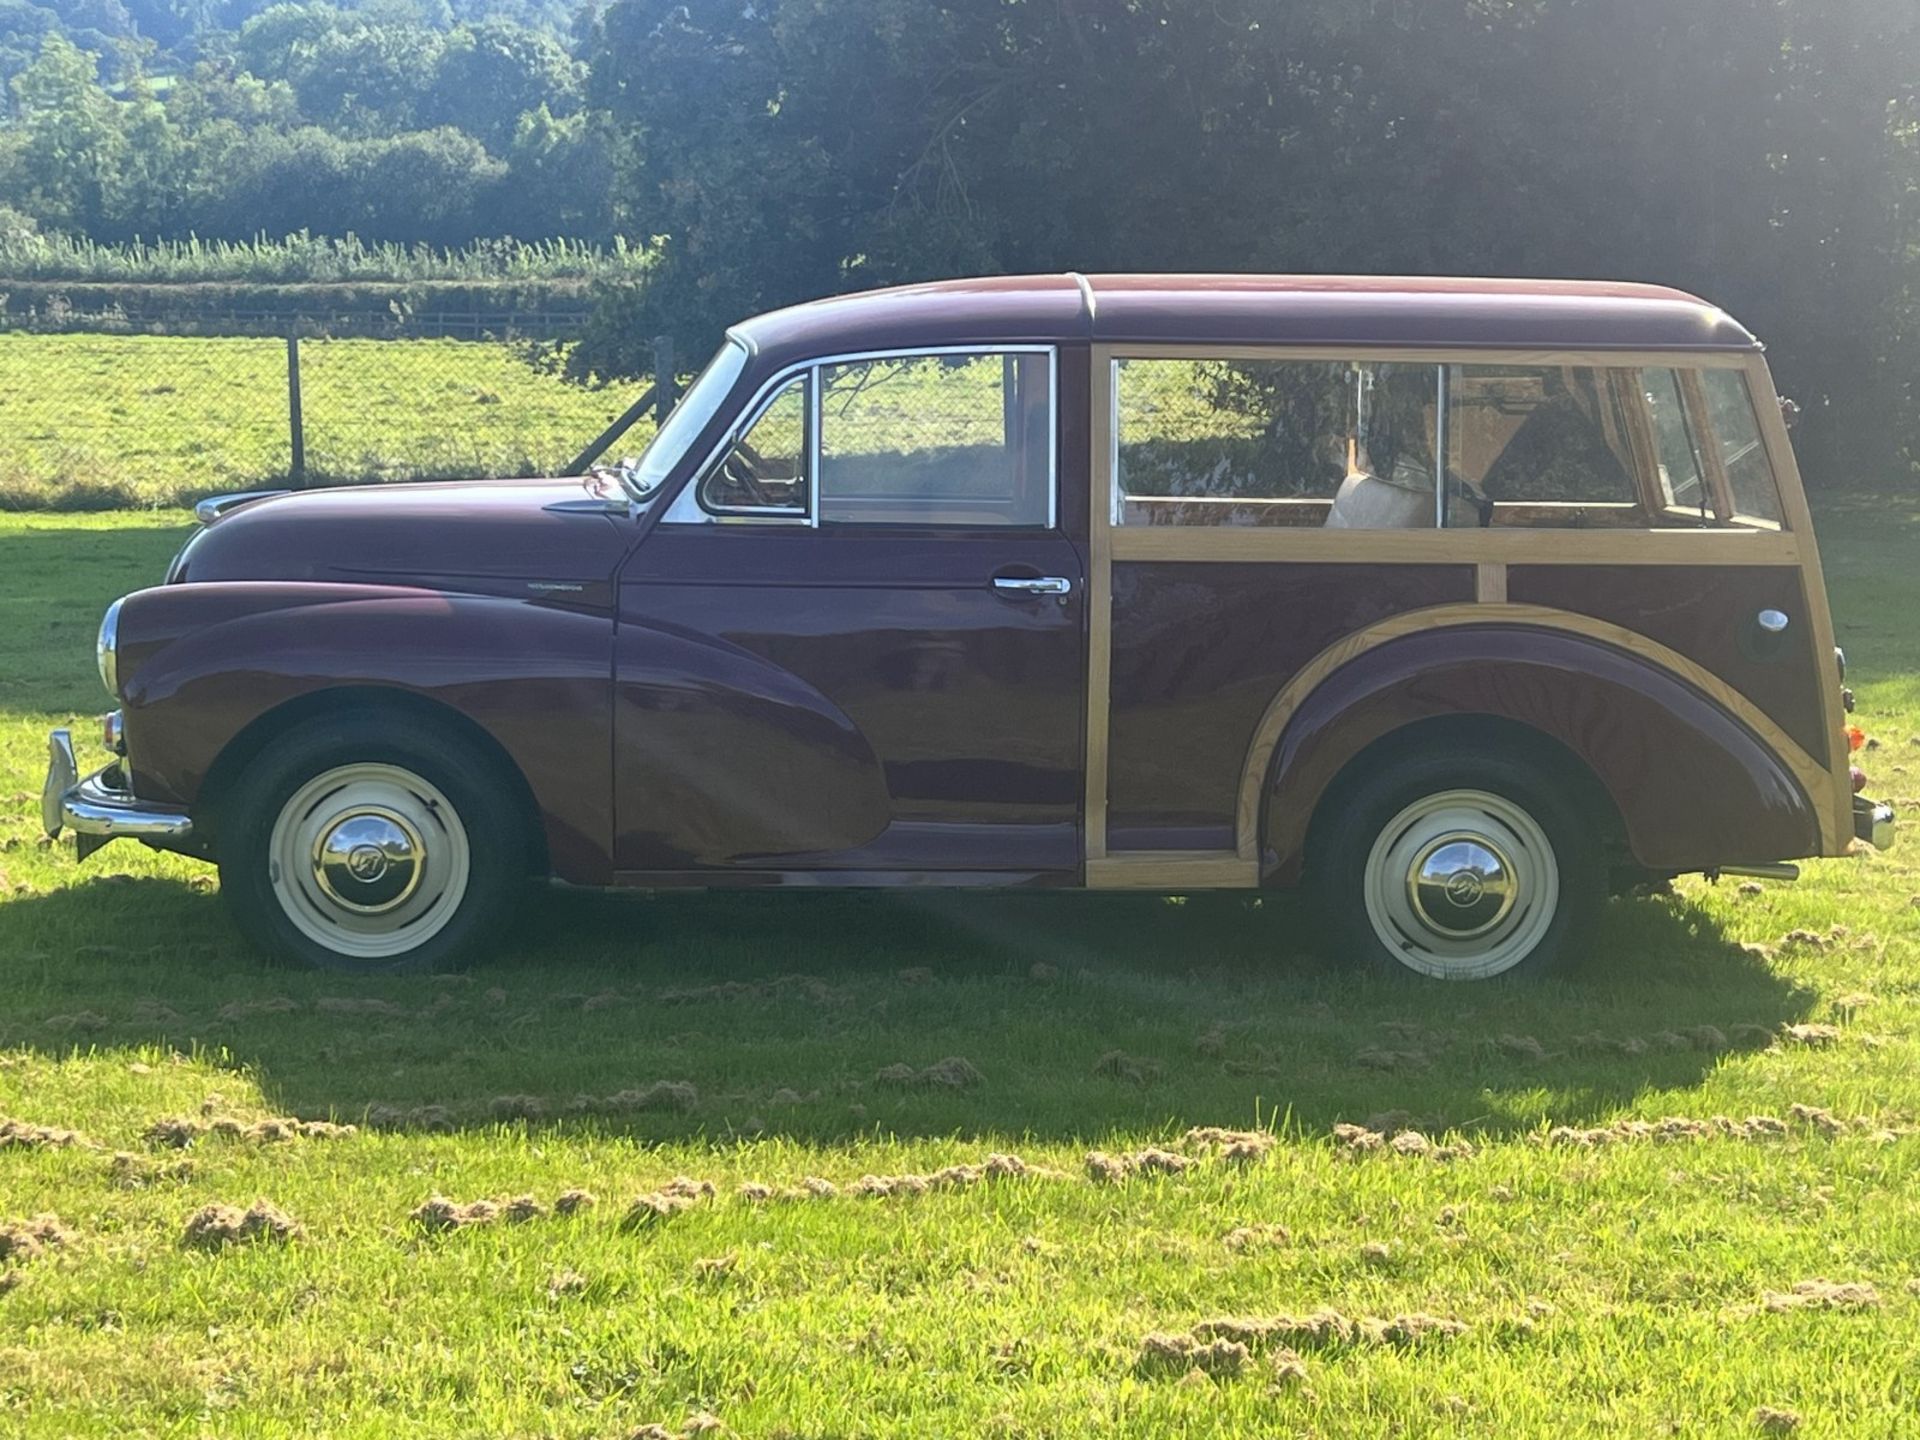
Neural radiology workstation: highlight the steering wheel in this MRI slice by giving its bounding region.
[1444,466,1496,527]
[717,447,784,508]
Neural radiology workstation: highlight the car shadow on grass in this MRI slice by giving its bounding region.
[0,874,1817,1146]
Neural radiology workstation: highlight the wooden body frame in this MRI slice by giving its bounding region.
[1083,343,1850,888]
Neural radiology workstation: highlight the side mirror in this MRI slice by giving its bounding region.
[1777,395,1801,431]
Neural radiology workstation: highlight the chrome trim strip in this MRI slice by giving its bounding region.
[543,496,637,517]
[669,344,1061,530]
[43,729,195,843]
[1047,350,1059,531]
[96,597,122,698]
[1067,271,1097,326]
[808,363,822,529]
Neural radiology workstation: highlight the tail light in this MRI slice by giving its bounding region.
[1852,767,1869,795]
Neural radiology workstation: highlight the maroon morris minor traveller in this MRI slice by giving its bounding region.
[44,275,1895,979]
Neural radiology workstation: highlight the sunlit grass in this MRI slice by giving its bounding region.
[0,502,1915,1436]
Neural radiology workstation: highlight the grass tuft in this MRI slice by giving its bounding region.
[182,1201,302,1249]
[0,1214,72,1264]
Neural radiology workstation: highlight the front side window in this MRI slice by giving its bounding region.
[698,375,808,516]
[818,351,1052,526]
[690,349,1054,526]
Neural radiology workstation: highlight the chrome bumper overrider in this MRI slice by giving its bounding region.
[1856,795,1896,851]
[42,728,193,857]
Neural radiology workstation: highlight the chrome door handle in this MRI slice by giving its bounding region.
[993,575,1072,596]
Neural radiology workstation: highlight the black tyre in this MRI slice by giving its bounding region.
[216,713,527,973]
[1307,748,1603,981]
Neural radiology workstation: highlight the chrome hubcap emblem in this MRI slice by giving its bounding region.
[1406,833,1516,940]
[311,809,423,914]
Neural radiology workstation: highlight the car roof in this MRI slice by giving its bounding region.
[730,273,1759,363]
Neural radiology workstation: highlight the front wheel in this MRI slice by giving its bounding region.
[1309,752,1602,981]
[217,715,526,972]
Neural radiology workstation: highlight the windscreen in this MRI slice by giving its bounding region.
[629,336,751,495]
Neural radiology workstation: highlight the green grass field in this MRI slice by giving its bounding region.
[1,499,1917,1437]
[0,334,654,509]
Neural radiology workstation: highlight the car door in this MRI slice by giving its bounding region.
[613,346,1086,878]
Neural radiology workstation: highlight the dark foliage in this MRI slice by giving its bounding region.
[576,0,1920,481]
[2,0,1917,479]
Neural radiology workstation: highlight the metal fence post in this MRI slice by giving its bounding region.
[653,335,675,423]
[286,327,306,488]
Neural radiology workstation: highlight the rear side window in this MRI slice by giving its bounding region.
[1444,366,1642,523]
[1643,367,1710,514]
[1110,354,1784,531]
[1113,358,1436,527]
[1698,368,1784,524]
[817,351,1052,527]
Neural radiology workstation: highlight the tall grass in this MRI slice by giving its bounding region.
[0,231,651,285]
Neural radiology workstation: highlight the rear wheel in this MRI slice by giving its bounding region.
[217,715,525,973]
[1309,751,1602,981]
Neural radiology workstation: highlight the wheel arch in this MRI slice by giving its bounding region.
[1248,617,1830,883]
[1298,713,1626,883]
[196,685,549,877]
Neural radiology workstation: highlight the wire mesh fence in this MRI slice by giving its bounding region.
[0,316,663,510]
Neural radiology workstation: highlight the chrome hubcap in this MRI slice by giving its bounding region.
[1362,789,1559,980]
[312,809,423,914]
[1406,833,1516,940]
[268,763,471,961]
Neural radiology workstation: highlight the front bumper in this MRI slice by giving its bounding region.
[1855,794,1896,851]
[43,728,194,859]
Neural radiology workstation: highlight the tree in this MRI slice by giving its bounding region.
[498,102,616,240]
[426,20,580,153]
[574,0,1920,480]
[3,35,126,234]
